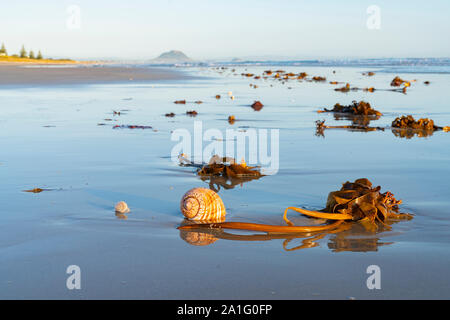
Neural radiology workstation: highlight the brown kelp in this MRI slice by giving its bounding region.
[318,101,382,117]
[251,101,264,111]
[113,125,153,129]
[390,76,411,87]
[334,83,351,92]
[283,178,412,227]
[197,156,262,179]
[392,115,437,131]
[186,110,198,117]
[316,114,449,138]
[391,115,450,138]
[23,188,53,193]
[178,155,263,191]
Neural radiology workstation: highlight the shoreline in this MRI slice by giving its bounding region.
[0,64,192,86]
[0,56,92,65]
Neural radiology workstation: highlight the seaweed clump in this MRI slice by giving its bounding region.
[297,72,308,80]
[390,76,411,87]
[251,101,264,111]
[392,115,436,131]
[113,125,153,129]
[334,83,351,92]
[23,188,45,193]
[324,179,406,222]
[284,178,413,228]
[178,154,263,191]
[391,115,443,138]
[186,110,198,117]
[319,101,382,117]
[197,156,262,179]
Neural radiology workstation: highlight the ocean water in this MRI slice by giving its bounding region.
[155,57,450,73]
[1,65,449,299]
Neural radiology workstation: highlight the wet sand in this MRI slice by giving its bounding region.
[0,64,190,86]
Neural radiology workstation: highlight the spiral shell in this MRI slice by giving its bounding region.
[115,201,130,214]
[180,187,226,222]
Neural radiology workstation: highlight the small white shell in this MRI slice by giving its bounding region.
[180,187,226,222]
[115,201,130,214]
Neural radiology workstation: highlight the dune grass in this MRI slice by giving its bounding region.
[0,55,76,64]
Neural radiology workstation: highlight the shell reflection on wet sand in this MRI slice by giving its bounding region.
[115,212,128,220]
[179,229,218,246]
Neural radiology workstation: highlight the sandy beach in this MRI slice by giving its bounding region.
[0,64,190,86]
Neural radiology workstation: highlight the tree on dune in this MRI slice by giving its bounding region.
[0,43,7,55]
[20,45,27,58]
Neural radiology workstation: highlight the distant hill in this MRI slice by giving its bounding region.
[151,50,192,63]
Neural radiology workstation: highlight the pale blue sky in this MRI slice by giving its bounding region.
[1,0,449,60]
